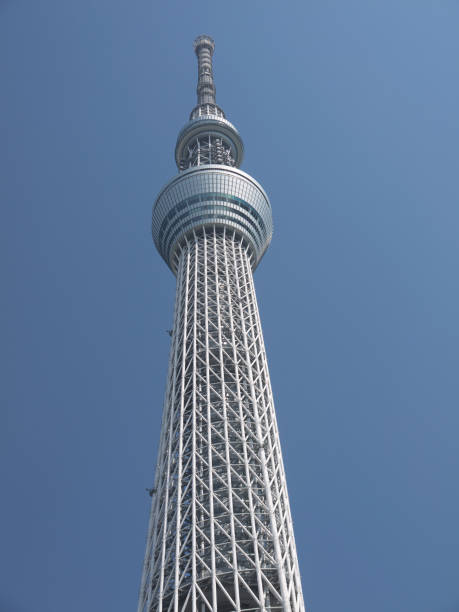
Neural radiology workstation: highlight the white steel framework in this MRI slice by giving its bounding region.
[138,36,305,612]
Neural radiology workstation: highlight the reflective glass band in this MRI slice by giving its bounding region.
[163,206,262,270]
[158,192,267,251]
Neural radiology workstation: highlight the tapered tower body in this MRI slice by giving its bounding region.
[138,36,305,612]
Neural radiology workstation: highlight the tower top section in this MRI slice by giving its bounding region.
[175,35,244,171]
[194,34,215,53]
[153,37,272,275]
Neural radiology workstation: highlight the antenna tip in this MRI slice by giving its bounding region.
[194,35,215,55]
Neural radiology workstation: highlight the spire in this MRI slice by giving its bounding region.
[194,35,216,105]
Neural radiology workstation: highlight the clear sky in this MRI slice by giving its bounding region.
[1,1,459,611]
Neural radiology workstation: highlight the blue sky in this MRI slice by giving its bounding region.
[1,1,459,611]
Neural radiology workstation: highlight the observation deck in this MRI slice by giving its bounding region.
[152,164,272,274]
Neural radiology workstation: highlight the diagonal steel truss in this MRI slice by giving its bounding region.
[138,227,304,612]
[179,135,235,170]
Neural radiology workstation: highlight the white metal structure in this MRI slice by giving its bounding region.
[138,36,305,612]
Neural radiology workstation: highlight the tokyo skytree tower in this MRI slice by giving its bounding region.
[138,36,305,612]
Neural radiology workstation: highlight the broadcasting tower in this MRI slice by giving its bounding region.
[138,36,305,612]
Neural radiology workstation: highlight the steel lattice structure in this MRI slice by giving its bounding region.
[138,36,305,612]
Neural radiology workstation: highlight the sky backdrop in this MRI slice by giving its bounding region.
[2,1,459,611]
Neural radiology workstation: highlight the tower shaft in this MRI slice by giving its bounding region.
[139,228,303,612]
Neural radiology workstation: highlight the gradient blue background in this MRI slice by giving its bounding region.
[2,1,459,611]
